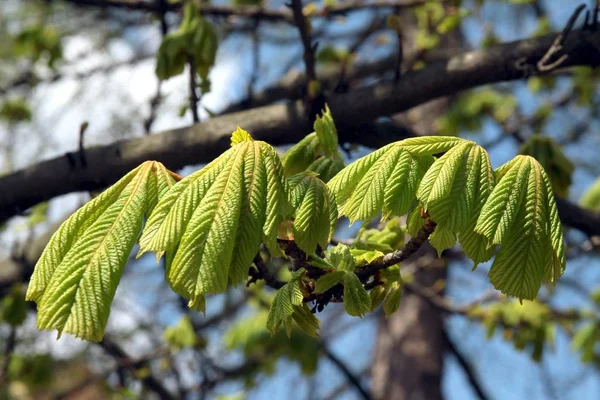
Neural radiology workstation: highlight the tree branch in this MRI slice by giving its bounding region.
[322,344,371,400]
[442,327,491,400]
[356,219,436,280]
[99,337,174,400]
[2,25,600,237]
[59,0,431,24]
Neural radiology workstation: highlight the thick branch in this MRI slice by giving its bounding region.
[2,26,600,237]
[60,0,430,23]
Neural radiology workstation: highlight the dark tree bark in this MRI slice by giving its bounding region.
[371,250,447,400]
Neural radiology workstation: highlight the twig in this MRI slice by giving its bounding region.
[322,344,371,400]
[59,0,431,24]
[0,326,16,386]
[99,337,175,400]
[247,253,286,289]
[442,327,491,400]
[537,4,586,72]
[78,122,89,167]
[188,56,200,123]
[356,219,436,280]
[144,0,168,134]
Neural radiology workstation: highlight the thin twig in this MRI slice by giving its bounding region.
[0,326,16,386]
[442,327,491,400]
[322,344,371,400]
[537,4,586,72]
[188,56,200,123]
[290,0,317,82]
[356,219,436,280]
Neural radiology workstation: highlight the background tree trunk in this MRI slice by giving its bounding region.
[371,10,464,397]
[371,250,447,400]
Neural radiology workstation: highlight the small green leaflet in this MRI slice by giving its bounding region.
[156,1,217,85]
[27,161,177,341]
[266,269,319,337]
[475,155,566,300]
[288,172,338,254]
[138,129,290,309]
[314,271,345,293]
[369,265,403,316]
[281,105,344,182]
[343,273,371,317]
[281,133,321,177]
[429,226,457,256]
[316,244,371,317]
[313,104,339,158]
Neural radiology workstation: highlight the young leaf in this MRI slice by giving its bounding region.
[231,126,253,146]
[27,161,176,341]
[417,142,474,232]
[289,173,338,254]
[292,303,320,337]
[343,273,371,317]
[267,269,312,336]
[314,271,345,293]
[313,104,339,158]
[281,106,344,180]
[476,156,565,299]
[328,136,467,223]
[383,282,403,317]
[140,131,290,308]
[458,145,496,266]
[429,225,457,257]
[326,244,355,272]
[307,156,345,183]
[281,133,321,177]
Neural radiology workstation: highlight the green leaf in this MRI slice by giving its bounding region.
[164,316,198,351]
[418,142,495,236]
[343,272,371,317]
[289,173,337,254]
[281,106,344,181]
[27,161,176,341]
[369,286,388,311]
[313,105,340,158]
[476,156,565,299]
[328,136,466,223]
[351,249,385,266]
[326,244,355,272]
[383,282,403,317]
[267,269,311,336]
[307,156,345,183]
[281,133,321,177]
[140,131,290,307]
[406,205,426,236]
[429,225,457,257]
[314,271,345,293]
[155,1,217,82]
[291,303,320,337]
[458,146,497,266]
[231,126,253,146]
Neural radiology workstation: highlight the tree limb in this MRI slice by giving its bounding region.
[2,26,600,237]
